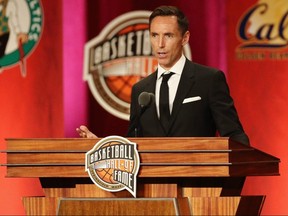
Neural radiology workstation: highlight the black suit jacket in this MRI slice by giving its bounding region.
[127,59,249,145]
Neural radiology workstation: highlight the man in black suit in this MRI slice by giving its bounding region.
[77,5,249,145]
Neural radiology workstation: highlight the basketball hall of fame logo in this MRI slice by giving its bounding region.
[85,136,140,197]
[0,0,43,77]
[84,11,192,120]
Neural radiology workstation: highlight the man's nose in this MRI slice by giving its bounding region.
[158,37,165,48]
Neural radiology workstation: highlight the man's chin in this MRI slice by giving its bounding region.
[157,59,169,68]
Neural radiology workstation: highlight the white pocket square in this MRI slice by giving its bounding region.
[183,96,201,104]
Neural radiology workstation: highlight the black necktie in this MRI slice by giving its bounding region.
[160,72,174,132]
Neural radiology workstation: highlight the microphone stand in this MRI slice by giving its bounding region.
[134,106,146,137]
[134,92,155,137]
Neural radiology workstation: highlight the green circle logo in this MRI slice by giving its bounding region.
[0,0,43,76]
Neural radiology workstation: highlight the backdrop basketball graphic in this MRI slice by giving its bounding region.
[86,136,140,197]
[84,11,191,120]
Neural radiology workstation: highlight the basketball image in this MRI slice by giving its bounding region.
[103,57,156,103]
[95,165,115,184]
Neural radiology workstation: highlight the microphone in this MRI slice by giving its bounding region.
[135,92,155,137]
[138,92,155,108]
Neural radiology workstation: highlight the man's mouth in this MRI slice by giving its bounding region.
[158,52,167,58]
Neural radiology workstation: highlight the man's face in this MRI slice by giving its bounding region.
[150,16,189,70]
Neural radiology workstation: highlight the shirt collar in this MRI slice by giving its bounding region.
[157,54,186,80]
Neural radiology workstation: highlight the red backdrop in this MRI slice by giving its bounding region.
[0,0,286,215]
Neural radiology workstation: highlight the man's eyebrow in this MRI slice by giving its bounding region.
[150,32,174,35]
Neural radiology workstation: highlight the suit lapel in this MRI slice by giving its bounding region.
[144,71,160,123]
[145,71,157,93]
[168,60,196,132]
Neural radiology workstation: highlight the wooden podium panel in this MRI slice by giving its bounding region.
[22,196,264,215]
[4,137,279,177]
[2,137,280,215]
[57,198,178,215]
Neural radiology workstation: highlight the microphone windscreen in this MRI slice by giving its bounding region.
[138,92,154,107]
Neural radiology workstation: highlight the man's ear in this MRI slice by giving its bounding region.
[182,31,190,46]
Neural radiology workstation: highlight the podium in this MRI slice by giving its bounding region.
[3,137,280,215]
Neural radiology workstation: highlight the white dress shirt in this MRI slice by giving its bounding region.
[155,54,186,118]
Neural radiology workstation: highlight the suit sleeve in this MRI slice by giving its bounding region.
[209,71,250,145]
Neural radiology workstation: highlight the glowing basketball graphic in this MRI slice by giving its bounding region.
[84,11,154,120]
[86,136,140,197]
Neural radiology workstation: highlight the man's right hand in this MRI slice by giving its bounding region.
[76,125,97,138]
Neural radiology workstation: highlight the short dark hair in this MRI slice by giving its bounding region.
[149,6,189,35]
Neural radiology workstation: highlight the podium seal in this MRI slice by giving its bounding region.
[86,136,140,197]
